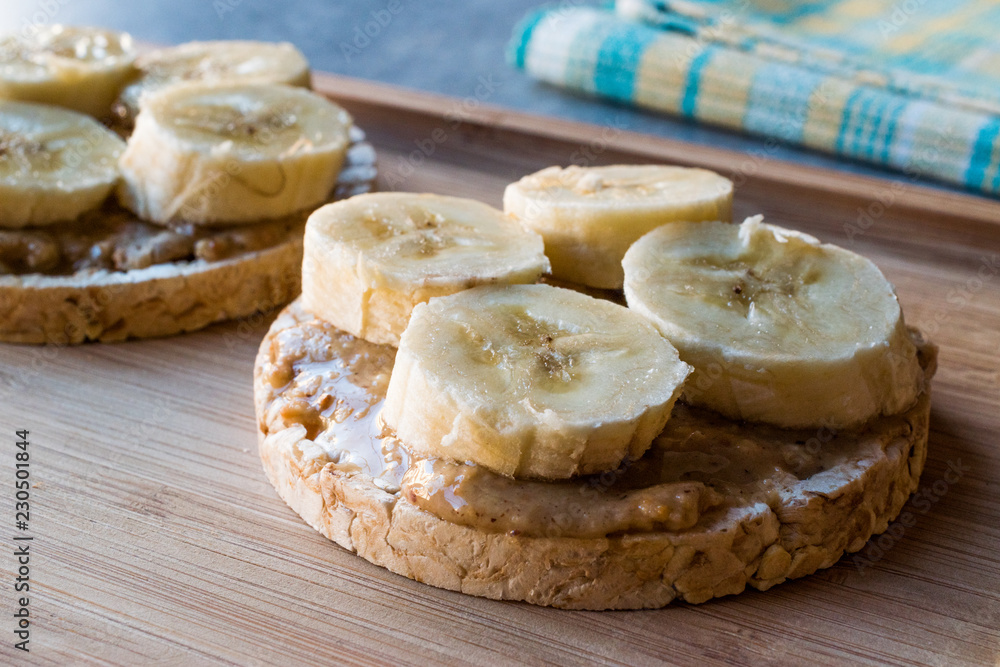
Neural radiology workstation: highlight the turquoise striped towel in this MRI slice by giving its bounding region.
[509,1,1000,196]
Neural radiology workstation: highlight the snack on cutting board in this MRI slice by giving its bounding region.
[0,27,376,344]
[255,166,935,610]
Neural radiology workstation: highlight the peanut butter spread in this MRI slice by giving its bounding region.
[259,301,935,539]
[0,204,305,275]
[3,126,375,277]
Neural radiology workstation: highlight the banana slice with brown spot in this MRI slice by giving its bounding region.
[0,100,125,228]
[623,216,923,429]
[504,164,733,289]
[382,283,691,479]
[116,40,310,124]
[302,192,551,346]
[0,25,136,118]
[117,82,351,225]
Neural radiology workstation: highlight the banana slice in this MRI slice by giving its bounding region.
[0,25,136,118]
[117,40,310,124]
[623,216,923,429]
[382,284,691,479]
[117,83,351,225]
[0,100,125,228]
[504,164,733,290]
[302,192,551,346]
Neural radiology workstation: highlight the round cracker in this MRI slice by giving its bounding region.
[0,126,375,344]
[254,299,936,610]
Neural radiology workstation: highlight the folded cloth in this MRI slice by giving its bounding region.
[509,1,1000,196]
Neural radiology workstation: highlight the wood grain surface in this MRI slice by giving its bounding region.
[2,73,998,666]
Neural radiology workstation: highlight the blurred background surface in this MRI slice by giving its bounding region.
[0,0,961,191]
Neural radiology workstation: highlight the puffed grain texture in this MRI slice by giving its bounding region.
[254,300,935,610]
[0,127,376,344]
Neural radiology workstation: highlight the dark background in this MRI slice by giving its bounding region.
[0,0,953,191]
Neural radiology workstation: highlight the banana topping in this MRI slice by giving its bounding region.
[504,164,733,289]
[0,101,125,228]
[382,284,691,480]
[302,192,551,346]
[623,216,923,429]
[0,25,136,118]
[117,83,352,225]
[117,40,309,123]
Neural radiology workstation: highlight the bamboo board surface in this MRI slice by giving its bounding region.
[1,73,998,666]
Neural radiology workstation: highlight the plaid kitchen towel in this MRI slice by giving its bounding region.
[509,0,1000,196]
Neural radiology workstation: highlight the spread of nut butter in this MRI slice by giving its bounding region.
[0,203,305,275]
[3,127,376,277]
[261,301,928,539]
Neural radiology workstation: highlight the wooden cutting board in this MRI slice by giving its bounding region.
[2,73,998,666]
